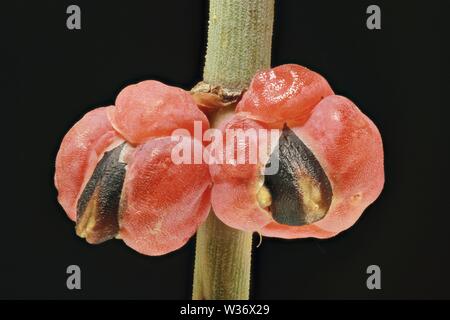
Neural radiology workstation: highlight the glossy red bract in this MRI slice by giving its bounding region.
[55,81,212,255]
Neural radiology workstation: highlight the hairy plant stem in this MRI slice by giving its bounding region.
[192,0,274,300]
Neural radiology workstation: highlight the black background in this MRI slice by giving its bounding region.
[4,0,448,299]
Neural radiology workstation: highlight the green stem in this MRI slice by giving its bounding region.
[203,0,274,94]
[192,0,274,300]
[193,213,253,300]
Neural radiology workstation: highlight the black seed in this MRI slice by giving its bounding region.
[76,143,127,244]
[264,125,333,226]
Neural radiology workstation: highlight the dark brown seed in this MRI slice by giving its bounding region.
[263,125,333,226]
[76,143,127,244]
